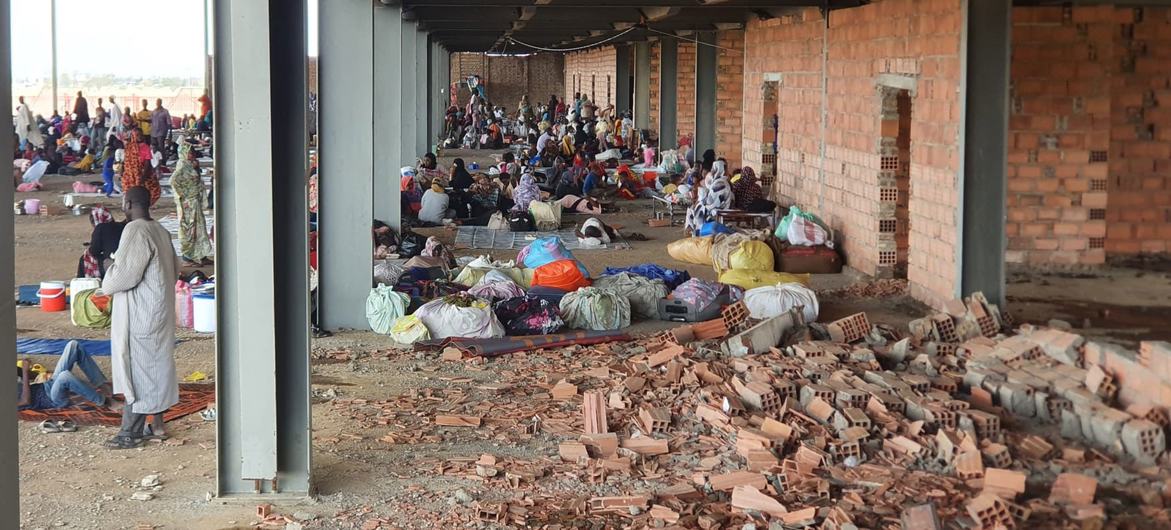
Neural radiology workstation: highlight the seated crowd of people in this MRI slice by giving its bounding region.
[407,92,776,236]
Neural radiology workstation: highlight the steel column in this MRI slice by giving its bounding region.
[213,0,311,496]
[634,42,650,130]
[416,29,430,156]
[50,0,58,112]
[959,0,1010,305]
[374,3,404,228]
[659,39,678,150]
[319,0,375,330]
[615,45,632,114]
[695,32,717,156]
[0,0,21,520]
[400,18,419,162]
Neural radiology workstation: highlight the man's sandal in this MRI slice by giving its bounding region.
[103,436,143,450]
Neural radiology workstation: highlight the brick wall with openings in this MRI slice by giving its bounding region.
[564,46,618,112]
[675,41,698,148]
[649,42,661,141]
[1108,7,1171,255]
[448,53,566,111]
[1006,7,1112,267]
[715,30,745,169]
[742,0,965,307]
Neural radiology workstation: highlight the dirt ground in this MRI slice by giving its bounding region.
[12,161,1171,529]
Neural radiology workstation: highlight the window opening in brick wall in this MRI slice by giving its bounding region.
[1090,179,1107,191]
[1089,237,1105,249]
[761,80,780,193]
[607,75,611,107]
[1089,150,1108,163]
[1089,208,1106,220]
[591,75,596,103]
[875,88,913,280]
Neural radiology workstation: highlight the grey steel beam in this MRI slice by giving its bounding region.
[400,18,419,166]
[959,0,1010,305]
[0,0,20,520]
[634,42,651,130]
[320,0,375,330]
[214,0,311,496]
[375,4,404,228]
[615,44,632,114]
[659,39,678,150]
[695,31,717,156]
[416,28,430,156]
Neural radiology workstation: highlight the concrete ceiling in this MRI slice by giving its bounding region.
[395,0,867,52]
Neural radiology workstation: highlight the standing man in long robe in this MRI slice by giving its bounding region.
[15,96,44,149]
[101,186,179,449]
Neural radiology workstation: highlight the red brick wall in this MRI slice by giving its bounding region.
[564,46,618,111]
[448,53,565,109]
[1108,7,1171,255]
[676,42,698,147]
[716,30,745,170]
[1006,6,1171,262]
[742,0,965,307]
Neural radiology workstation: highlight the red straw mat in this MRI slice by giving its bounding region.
[18,384,215,426]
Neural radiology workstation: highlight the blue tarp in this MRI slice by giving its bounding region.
[603,264,692,290]
[16,338,112,356]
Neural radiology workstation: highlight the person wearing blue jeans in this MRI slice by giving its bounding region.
[18,341,118,412]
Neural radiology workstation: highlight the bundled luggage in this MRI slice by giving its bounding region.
[559,287,630,331]
[494,296,564,335]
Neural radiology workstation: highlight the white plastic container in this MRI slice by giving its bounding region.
[69,278,102,325]
[193,292,216,333]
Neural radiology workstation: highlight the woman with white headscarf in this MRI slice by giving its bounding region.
[511,171,541,213]
[685,160,733,234]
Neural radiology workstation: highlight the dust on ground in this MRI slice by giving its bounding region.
[12,166,1171,529]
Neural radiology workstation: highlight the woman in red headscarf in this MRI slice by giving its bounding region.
[121,129,160,205]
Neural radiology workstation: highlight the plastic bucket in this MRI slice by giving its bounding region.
[193,292,216,333]
[69,278,102,325]
[23,199,41,215]
[37,281,67,312]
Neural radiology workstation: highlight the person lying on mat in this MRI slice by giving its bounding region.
[17,341,121,417]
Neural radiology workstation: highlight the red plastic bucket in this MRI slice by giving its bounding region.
[37,286,67,312]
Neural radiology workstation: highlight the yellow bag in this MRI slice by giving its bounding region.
[389,315,431,344]
[667,236,714,265]
[729,241,775,272]
[718,269,810,290]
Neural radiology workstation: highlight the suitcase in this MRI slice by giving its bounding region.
[779,244,843,274]
[656,288,731,322]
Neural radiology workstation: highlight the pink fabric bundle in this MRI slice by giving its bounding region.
[73,181,101,193]
[16,182,42,192]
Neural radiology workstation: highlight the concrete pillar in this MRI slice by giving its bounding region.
[695,32,717,157]
[959,0,1011,305]
[374,3,403,227]
[415,28,430,156]
[634,42,651,130]
[320,0,375,330]
[213,0,311,496]
[659,39,678,150]
[615,45,632,114]
[0,0,20,519]
[399,18,419,164]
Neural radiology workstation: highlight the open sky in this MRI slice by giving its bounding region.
[10,0,320,82]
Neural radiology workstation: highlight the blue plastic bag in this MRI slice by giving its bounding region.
[517,236,590,278]
[698,221,733,237]
[603,264,692,290]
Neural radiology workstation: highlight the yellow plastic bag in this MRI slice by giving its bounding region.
[389,315,431,344]
[667,236,714,265]
[729,241,775,272]
[718,269,810,290]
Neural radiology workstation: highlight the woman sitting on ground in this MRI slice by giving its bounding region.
[77,206,126,279]
[685,160,733,233]
[731,166,776,213]
[418,182,453,225]
[511,172,542,213]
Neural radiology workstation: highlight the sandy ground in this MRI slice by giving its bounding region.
[11,163,1171,529]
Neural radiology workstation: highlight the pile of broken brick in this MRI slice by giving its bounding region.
[332,292,1171,528]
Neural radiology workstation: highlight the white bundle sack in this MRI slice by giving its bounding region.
[743,282,820,322]
[365,285,411,334]
[468,279,526,302]
[414,295,506,339]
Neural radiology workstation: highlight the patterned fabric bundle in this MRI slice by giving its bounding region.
[591,272,668,320]
[559,287,630,331]
[493,296,565,335]
[670,278,724,309]
[468,280,526,302]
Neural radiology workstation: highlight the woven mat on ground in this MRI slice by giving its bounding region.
[157,213,216,257]
[18,384,215,426]
[454,227,630,251]
[415,330,631,357]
